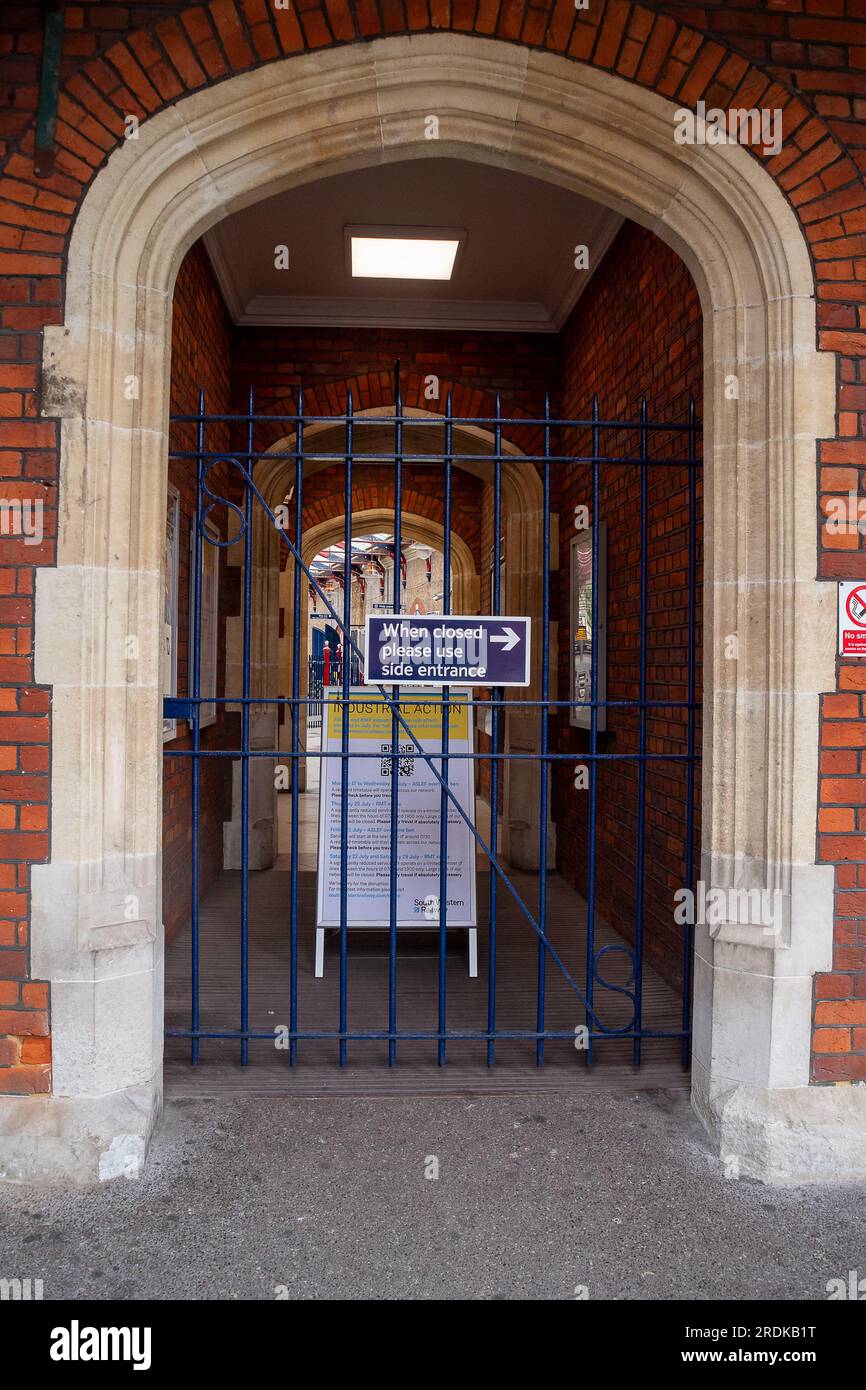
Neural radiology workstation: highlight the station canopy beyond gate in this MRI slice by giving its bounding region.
[164,370,701,1075]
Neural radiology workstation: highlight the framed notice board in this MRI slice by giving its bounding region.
[569,524,607,732]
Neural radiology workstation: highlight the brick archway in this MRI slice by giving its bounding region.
[253,378,543,458]
[242,403,545,864]
[1,32,846,1183]
[235,420,488,853]
[281,467,483,576]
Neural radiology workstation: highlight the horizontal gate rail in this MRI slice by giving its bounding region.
[164,1029,688,1043]
[172,450,700,468]
[166,375,701,1070]
[168,747,699,763]
[171,409,697,430]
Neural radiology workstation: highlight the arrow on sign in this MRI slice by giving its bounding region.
[490,626,520,652]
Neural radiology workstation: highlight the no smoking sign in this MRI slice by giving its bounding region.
[839,581,866,655]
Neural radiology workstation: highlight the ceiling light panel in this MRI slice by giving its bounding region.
[347,227,462,281]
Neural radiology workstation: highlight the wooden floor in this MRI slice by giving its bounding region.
[165,851,689,1097]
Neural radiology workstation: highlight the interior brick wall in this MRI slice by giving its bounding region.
[230,326,556,642]
[230,324,559,422]
[554,220,703,995]
[295,462,484,571]
[163,239,236,947]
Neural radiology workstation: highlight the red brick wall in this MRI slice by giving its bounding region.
[163,240,236,946]
[0,1,864,1093]
[554,221,703,993]
[296,461,484,571]
[231,324,558,423]
[230,325,554,609]
[815,675,866,1079]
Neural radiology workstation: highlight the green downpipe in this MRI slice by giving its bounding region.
[34,4,65,178]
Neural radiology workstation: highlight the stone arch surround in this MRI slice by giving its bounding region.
[2,32,847,1183]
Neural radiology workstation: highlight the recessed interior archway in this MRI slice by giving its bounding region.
[27,34,838,1181]
[230,412,546,867]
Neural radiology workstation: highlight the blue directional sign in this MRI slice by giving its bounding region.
[364,614,531,687]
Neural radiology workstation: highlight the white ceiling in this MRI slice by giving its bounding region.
[203,158,622,334]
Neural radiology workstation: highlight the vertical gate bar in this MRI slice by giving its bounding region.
[486,394,503,1067]
[190,388,205,1064]
[388,367,403,1063]
[388,373,403,1066]
[438,392,453,1068]
[633,398,649,1066]
[536,393,552,1067]
[289,386,304,1066]
[585,395,601,1065]
[239,387,254,1065]
[339,390,354,1067]
[682,398,698,1066]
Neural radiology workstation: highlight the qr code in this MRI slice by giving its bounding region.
[380,743,415,777]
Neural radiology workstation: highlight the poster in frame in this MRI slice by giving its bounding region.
[190,517,220,729]
[569,524,607,732]
[162,484,180,742]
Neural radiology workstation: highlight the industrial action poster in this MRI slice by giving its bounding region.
[316,689,476,928]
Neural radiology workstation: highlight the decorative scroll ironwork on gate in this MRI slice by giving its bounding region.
[164,373,701,1071]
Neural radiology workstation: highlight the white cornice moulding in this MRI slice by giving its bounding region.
[548,214,624,330]
[202,227,247,322]
[233,292,555,331]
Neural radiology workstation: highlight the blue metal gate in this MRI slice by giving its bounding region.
[165,376,701,1070]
